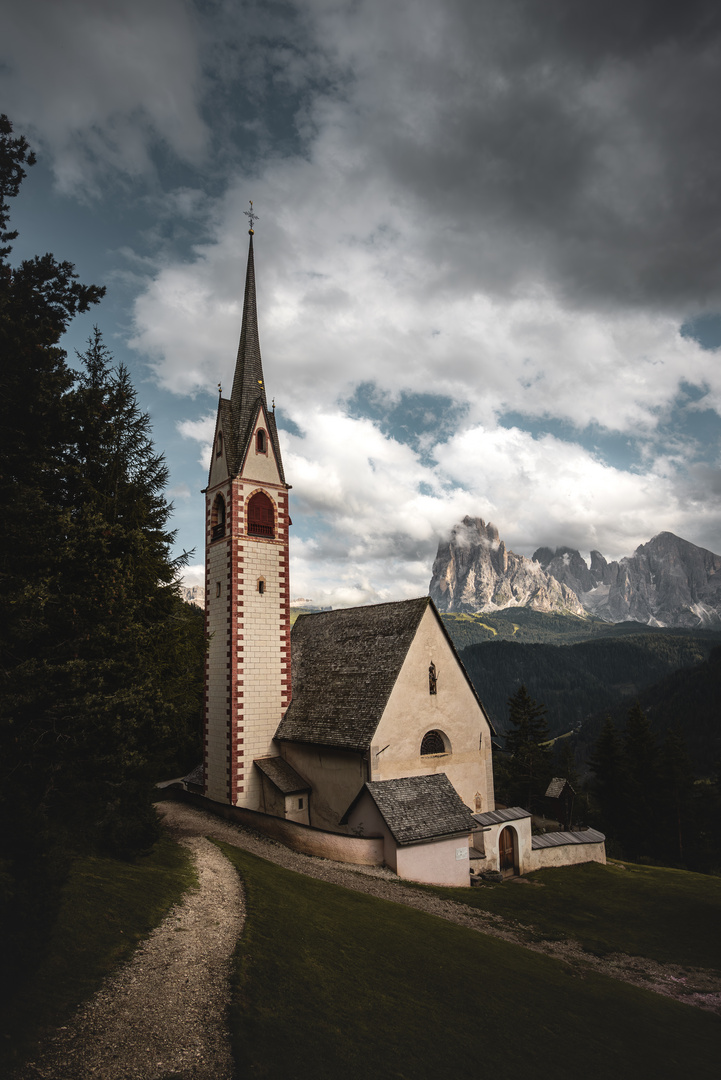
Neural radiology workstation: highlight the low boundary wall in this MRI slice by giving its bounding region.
[528,839,606,871]
[161,788,385,866]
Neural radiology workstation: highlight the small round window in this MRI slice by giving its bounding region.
[420,730,447,756]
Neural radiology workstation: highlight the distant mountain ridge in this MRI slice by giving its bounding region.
[430,518,721,629]
[533,531,721,628]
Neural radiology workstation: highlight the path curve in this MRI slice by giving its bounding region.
[17,834,244,1080]
[160,799,721,1016]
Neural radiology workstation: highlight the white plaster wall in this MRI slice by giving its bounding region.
[280,743,367,830]
[371,605,495,811]
[396,835,472,887]
[257,772,285,817]
[346,791,397,870]
[528,840,607,871]
[240,411,282,485]
[284,792,310,825]
[481,818,532,874]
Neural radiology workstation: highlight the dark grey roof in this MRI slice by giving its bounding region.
[275,596,493,751]
[223,232,285,484]
[182,763,204,787]
[342,774,477,846]
[545,777,575,799]
[473,806,531,827]
[531,828,605,849]
[275,597,432,751]
[254,756,310,794]
[217,398,238,476]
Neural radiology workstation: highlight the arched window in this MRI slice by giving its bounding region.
[216,431,223,457]
[420,730,447,756]
[247,491,274,538]
[211,494,226,540]
[258,578,265,594]
[256,428,267,453]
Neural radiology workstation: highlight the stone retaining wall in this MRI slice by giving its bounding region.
[163,788,385,866]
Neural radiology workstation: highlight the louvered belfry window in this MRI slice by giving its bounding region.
[247,491,275,537]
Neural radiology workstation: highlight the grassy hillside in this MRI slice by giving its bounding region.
[441,607,721,648]
[220,842,720,1080]
[0,836,196,1076]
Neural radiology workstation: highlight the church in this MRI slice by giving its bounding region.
[199,221,605,886]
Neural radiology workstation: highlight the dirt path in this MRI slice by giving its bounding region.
[17,798,721,1079]
[161,799,721,1016]
[17,834,244,1080]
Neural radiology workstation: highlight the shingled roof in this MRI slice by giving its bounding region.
[254,756,310,794]
[275,597,431,751]
[342,774,477,846]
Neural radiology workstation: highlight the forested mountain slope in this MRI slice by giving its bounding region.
[458,634,719,752]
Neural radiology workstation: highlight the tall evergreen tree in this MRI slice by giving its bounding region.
[657,727,695,864]
[503,684,553,810]
[623,701,658,857]
[588,716,628,846]
[0,120,204,981]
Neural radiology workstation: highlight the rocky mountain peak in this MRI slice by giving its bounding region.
[431,521,721,628]
[533,531,721,628]
[430,517,585,616]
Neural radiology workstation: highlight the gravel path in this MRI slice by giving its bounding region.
[17,833,244,1080]
[160,799,721,1017]
[17,797,721,1079]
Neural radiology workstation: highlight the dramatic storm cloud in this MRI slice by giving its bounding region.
[5,0,721,603]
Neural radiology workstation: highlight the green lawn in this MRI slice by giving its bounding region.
[218,842,720,1080]
[1,835,197,1075]
[421,859,721,970]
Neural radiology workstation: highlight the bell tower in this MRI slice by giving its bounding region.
[203,211,291,807]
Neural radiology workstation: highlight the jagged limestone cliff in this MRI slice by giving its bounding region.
[429,517,586,616]
[534,532,721,628]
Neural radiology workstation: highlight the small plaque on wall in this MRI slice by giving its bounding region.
[455,847,469,861]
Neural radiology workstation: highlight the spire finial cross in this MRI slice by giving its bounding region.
[244,200,258,234]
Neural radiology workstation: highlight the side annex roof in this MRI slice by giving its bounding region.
[341,774,478,846]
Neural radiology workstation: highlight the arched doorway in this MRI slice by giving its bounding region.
[499,826,517,876]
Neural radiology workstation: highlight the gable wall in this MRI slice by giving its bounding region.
[240,409,282,485]
[371,605,495,812]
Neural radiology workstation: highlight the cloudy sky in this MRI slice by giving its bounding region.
[5,0,721,606]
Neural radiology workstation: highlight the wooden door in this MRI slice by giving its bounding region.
[499,826,515,873]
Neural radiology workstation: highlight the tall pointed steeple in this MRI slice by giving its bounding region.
[231,231,267,442]
[227,215,284,482]
[203,203,291,810]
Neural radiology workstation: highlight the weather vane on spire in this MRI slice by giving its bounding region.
[244,200,258,234]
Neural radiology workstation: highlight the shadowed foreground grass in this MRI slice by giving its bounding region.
[1,835,196,1075]
[218,842,720,1080]
[420,859,721,970]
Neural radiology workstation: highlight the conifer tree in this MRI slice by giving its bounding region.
[588,716,628,845]
[657,727,695,864]
[623,701,658,857]
[0,119,204,978]
[503,684,553,810]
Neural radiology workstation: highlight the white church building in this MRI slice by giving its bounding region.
[199,223,605,886]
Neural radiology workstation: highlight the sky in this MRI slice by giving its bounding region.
[4,0,721,607]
